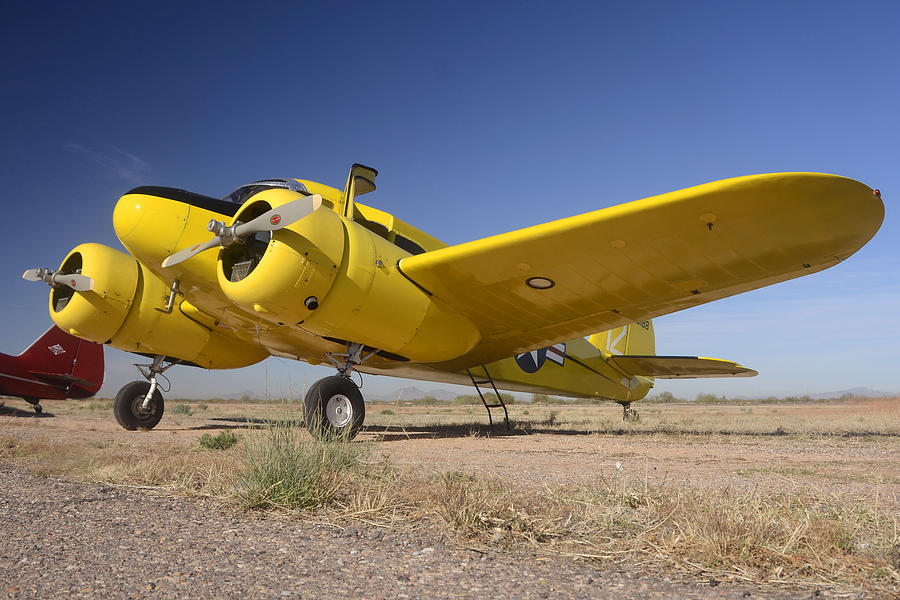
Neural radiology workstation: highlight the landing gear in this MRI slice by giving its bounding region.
[113,355,175,431]
[620,402,640,423]
[114,381,164,430]
[303,342,375,440]
[24,397,43,414]
[303,376,365,439]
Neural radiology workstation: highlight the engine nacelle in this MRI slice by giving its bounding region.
[217,190,480,362]
[51,243,266,369]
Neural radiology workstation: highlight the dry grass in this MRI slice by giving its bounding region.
[419,468,899,589]
[2,395,898,594]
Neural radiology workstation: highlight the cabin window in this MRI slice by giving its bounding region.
[394,235,425,255]
[358,217,391,240]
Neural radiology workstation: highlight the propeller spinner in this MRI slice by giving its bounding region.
[22,268,95,292]
[162,193,323,268]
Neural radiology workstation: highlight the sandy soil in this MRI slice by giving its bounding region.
[1,398,898,599]
[3,398,898,502]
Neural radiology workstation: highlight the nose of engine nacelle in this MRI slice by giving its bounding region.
[50,243,140,342]
[217,193,346,324]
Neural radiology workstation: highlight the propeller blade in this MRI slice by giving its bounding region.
[21,268,44,282]
[161,237,223,268]
[233,194,322,237]
[22,268,94,291]
[161,194,322,268]
[51,272,95,292]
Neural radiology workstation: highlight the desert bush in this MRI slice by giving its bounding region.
[172,403,193,416]
[239,421,368,511]
[199,430,239,450]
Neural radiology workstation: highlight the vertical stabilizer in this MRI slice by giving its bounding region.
[19,325,104,394]
[71,336,104,394]
[19,326,83,374]
[588,320,655,356]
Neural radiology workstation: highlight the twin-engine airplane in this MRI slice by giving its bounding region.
[0,325,104,413]
[24,165,883,436]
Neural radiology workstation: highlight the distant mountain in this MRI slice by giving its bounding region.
[731,387,894,401]
[217,389,266,401]
[368,386,459,403]
[807,387,893,400]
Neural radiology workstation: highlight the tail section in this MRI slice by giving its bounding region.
[589,320,655,356]
[19,326,104,396]
[590,319,756,379]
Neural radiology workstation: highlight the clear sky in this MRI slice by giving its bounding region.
[1,1,897,400]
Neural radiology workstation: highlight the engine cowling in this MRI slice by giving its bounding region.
[217,189,480,362]
[50,243,139,342]
[50,243,267,369]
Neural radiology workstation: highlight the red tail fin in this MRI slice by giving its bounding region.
[19,326,104,395]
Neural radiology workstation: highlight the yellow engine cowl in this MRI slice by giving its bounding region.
[218,192,480,362]
[51,243,140,342]
[217,189,346,325]
[51,243,267,369]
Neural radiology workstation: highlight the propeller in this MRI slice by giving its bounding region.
[22,268,95,292]
[162,194,322,268]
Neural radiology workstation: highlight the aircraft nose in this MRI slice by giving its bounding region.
[113,191,189,265]
[113,192,148,240]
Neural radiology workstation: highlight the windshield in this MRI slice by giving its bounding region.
[223,178,309,204]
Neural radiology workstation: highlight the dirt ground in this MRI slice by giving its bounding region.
[1,397,899,599]
[3,397,898,502]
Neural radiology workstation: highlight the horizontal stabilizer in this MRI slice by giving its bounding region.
[608,355,757,379]
[28,371,99,389]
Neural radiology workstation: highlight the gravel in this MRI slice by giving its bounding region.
[0,464,869,599]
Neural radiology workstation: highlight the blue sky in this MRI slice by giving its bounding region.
[1,1,897,400]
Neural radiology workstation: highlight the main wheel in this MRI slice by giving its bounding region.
[114,381,165,431]
[304,376,365,440]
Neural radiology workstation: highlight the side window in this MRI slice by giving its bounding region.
[361,219,390,239]
[394,235,425,255]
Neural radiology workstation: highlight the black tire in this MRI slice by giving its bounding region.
[114,381,165,431]
[303,376,365,440]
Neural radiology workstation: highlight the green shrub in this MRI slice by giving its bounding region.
[239,422,368,510]
[199,429,239,450]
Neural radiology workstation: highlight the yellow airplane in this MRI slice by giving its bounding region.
[23,165,883,437]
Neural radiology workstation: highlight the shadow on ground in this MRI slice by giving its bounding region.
[181,417,900,441]
[0,404,54,418]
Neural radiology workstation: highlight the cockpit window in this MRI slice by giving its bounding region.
[223,178,309,204]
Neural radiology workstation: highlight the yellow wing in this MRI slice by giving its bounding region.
[400,173,883,366]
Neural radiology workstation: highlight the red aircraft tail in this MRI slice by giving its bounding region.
[19,326,104,396]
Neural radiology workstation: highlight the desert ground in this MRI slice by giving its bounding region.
[1,395,898,598]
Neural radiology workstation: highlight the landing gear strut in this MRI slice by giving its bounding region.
[24,397,43,414]
[113,355,175,430]
[620,402,640,423]
[304,343,374,440]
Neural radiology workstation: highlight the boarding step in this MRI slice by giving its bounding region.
[466,366,510,431]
